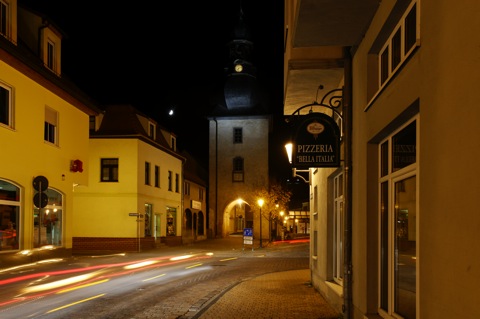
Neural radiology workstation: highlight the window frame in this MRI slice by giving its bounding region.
[154,165,160,188]
[145,161,151,185]
[0,82,13,128]
[148,122,156,139]
[47,40,55,71]
[101,158,119,182]
[175,173,179,193]
[233,127,243,144]
[232,156,244,182]
[0,179,20,251]
[333,171,344,285]
[44,106,58,145]
[0,0,10,39]
[168,171,172,191]
[377,116,419,318]
[378,1,419,91]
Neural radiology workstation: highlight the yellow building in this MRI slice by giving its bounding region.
[182,150,208,244]
[73,105,185,251]
[0,1,100,254]
[285,1,480,318]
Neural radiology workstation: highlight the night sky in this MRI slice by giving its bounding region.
[19,0,307,206]
[21,2,281,149]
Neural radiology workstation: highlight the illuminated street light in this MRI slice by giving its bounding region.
[257,199,264,248]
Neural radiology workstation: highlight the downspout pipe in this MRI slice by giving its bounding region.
[214,117,218,238]
[343,47,353,318]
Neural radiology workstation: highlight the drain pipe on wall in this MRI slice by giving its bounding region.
[343,47,353,319]
[214,117,218,238]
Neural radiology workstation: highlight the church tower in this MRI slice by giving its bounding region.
[207,6,271,239]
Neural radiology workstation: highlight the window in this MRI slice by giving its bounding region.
[333,171,344,285]
[101,158,119,182]
[184,181,190,196]
[0,179,20,251]
[33,188,63,248]
[233,127,243,143]
[168,171,172,191]
[144,203,152,237]
[148,122,155,139]
[0,1,9,39]
[89,115,96,132]
[175,173,179,193]
[199,188,204,201]
[166,208,176,236]
[0,82,12,128]
[378,118,417,319]
[47,40,55,71]
[154,165,160,187]
[171,136,176,151]
[232,157,244,182]
[145,162,151,185]
[379,1,419,89]
[44,107,58,145]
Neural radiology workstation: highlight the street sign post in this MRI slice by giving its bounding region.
[128,213,143,252]
[243,228,254,251]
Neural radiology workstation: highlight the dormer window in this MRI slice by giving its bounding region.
[47,40,55,70]
[171,136,176,151]
[41,28,62,75]
[0,1,9,39]
[148,122,156,139]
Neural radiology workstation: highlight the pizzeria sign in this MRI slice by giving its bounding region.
[291,113,341,168]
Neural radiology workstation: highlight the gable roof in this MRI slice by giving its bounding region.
[92,104,183,161]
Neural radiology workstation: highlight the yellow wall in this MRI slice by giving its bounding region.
[0,60,90,250]
[73,138,183,238]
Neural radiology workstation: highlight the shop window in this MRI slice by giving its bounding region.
[0,179,20,251]
[378,117,418,319]
[34,188,63,248]
[166,208,176,236]
[145,203,152,237]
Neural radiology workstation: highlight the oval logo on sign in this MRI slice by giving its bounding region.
[307,121,324,135]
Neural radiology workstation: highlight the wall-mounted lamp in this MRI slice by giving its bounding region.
[285,142,293,164]
[285,142,310,184]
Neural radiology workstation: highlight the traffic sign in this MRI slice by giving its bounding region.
[243,228,253,237]
[33,192,48,208]
[33,176,49,191]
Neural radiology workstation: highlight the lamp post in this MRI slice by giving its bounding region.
[257,199,264,248]
[279,211,284,240]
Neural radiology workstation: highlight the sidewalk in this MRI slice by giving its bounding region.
[194,268,341,319]
[183,236,342,319]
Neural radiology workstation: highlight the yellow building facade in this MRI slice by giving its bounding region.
[0,1,99,254]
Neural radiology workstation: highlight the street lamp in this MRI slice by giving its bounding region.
[257,198,264,248]
[279,211,285,240]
